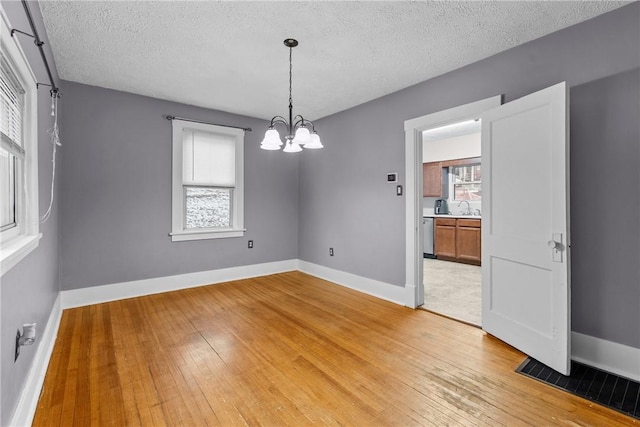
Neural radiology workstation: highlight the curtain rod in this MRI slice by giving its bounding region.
[10,0,60,96]
[164,115,251,132]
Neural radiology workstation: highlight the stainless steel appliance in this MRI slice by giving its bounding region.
[423,217,434,258]
[434,198,449,215]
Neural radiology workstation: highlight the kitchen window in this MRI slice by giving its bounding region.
[170,119,244,241]
[1,12,40,276]
[451,164,481,201]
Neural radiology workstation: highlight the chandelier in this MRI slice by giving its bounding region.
[260,39,323,152]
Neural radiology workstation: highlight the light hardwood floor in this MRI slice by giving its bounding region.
[34,272,636,426]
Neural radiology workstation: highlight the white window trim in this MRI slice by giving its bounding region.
[0,9,41,277]
[170,119,245,242]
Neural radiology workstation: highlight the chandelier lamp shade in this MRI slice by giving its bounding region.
[260,39,323,152]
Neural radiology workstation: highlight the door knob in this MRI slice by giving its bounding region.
[549,233,564,263]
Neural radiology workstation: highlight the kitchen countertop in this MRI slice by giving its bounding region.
[423,214,482,219]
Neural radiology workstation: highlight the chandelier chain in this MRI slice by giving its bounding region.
[289,46,293,108]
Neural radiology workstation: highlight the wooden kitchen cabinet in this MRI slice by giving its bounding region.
[456,219,481,265]
[434,218,456,258]
[435,217,481,265]
[423,162,442,197]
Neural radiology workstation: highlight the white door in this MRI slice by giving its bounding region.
[481,82,571,374]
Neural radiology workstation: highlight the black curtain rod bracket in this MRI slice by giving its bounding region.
[10,28,34,39]
[10,0,60,95]
[164,115,251,132]
[34,84,61,98]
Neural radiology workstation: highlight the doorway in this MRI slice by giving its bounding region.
[421,119,483,326]
[403,96,501,310]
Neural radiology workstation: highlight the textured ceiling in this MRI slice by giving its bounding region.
[39,1,629,121]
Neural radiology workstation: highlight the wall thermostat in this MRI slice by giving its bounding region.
[387,173,398,183]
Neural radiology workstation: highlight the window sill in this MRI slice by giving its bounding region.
[170,228,245,242]
[1,233,42,277]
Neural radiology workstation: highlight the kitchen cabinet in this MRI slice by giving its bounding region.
[456,219,481,264]
[435,217,481,265]
[423,157,480,198]
[434,218,456,258]
[423,162,442,197]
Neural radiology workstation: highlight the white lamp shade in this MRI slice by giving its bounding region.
[283,139,302,153]
[260,128,283,150]
[292,125,311,145]
[304,132,323,149]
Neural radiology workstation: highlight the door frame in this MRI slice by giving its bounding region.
[403,96,502,308]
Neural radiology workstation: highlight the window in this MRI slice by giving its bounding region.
[451,164,481,201]
[0,12,40,276]
[1,56,24,237]
[171,119,244,241]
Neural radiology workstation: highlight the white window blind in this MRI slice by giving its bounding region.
[0,54,25,159]
[182,129,236,187]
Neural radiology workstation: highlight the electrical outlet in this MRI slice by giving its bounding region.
[248,240,254,248]
[329,248,334,256]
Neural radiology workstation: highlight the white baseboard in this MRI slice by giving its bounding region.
[61,259,298,309]
[9,294,62,427]
[61,259,408,310]
[572,331,640,381]
[298,260,406,306]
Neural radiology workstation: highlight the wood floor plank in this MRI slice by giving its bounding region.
[33,271,638,426]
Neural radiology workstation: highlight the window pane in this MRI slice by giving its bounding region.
[0,148,16,229]
[452,164,481,201]
[184,186,231,229]
[454,183,481,200]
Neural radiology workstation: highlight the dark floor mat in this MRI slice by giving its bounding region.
[516,357,639,420]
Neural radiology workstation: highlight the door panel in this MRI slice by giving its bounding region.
[490,257,553,335]
[490,105,552,242]
[481,82,570,375]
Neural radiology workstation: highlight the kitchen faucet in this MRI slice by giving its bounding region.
[458,200,471,215]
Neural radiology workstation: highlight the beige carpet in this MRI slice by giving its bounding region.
[423,258,481,326]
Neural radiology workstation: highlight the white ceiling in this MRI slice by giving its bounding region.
[423,119,480,141]
[39,1,629,121]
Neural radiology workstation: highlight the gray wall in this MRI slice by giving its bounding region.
[59,82,299,290]
[570,69,640,348]
[299,3,640,348]
[1,1,61,425]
